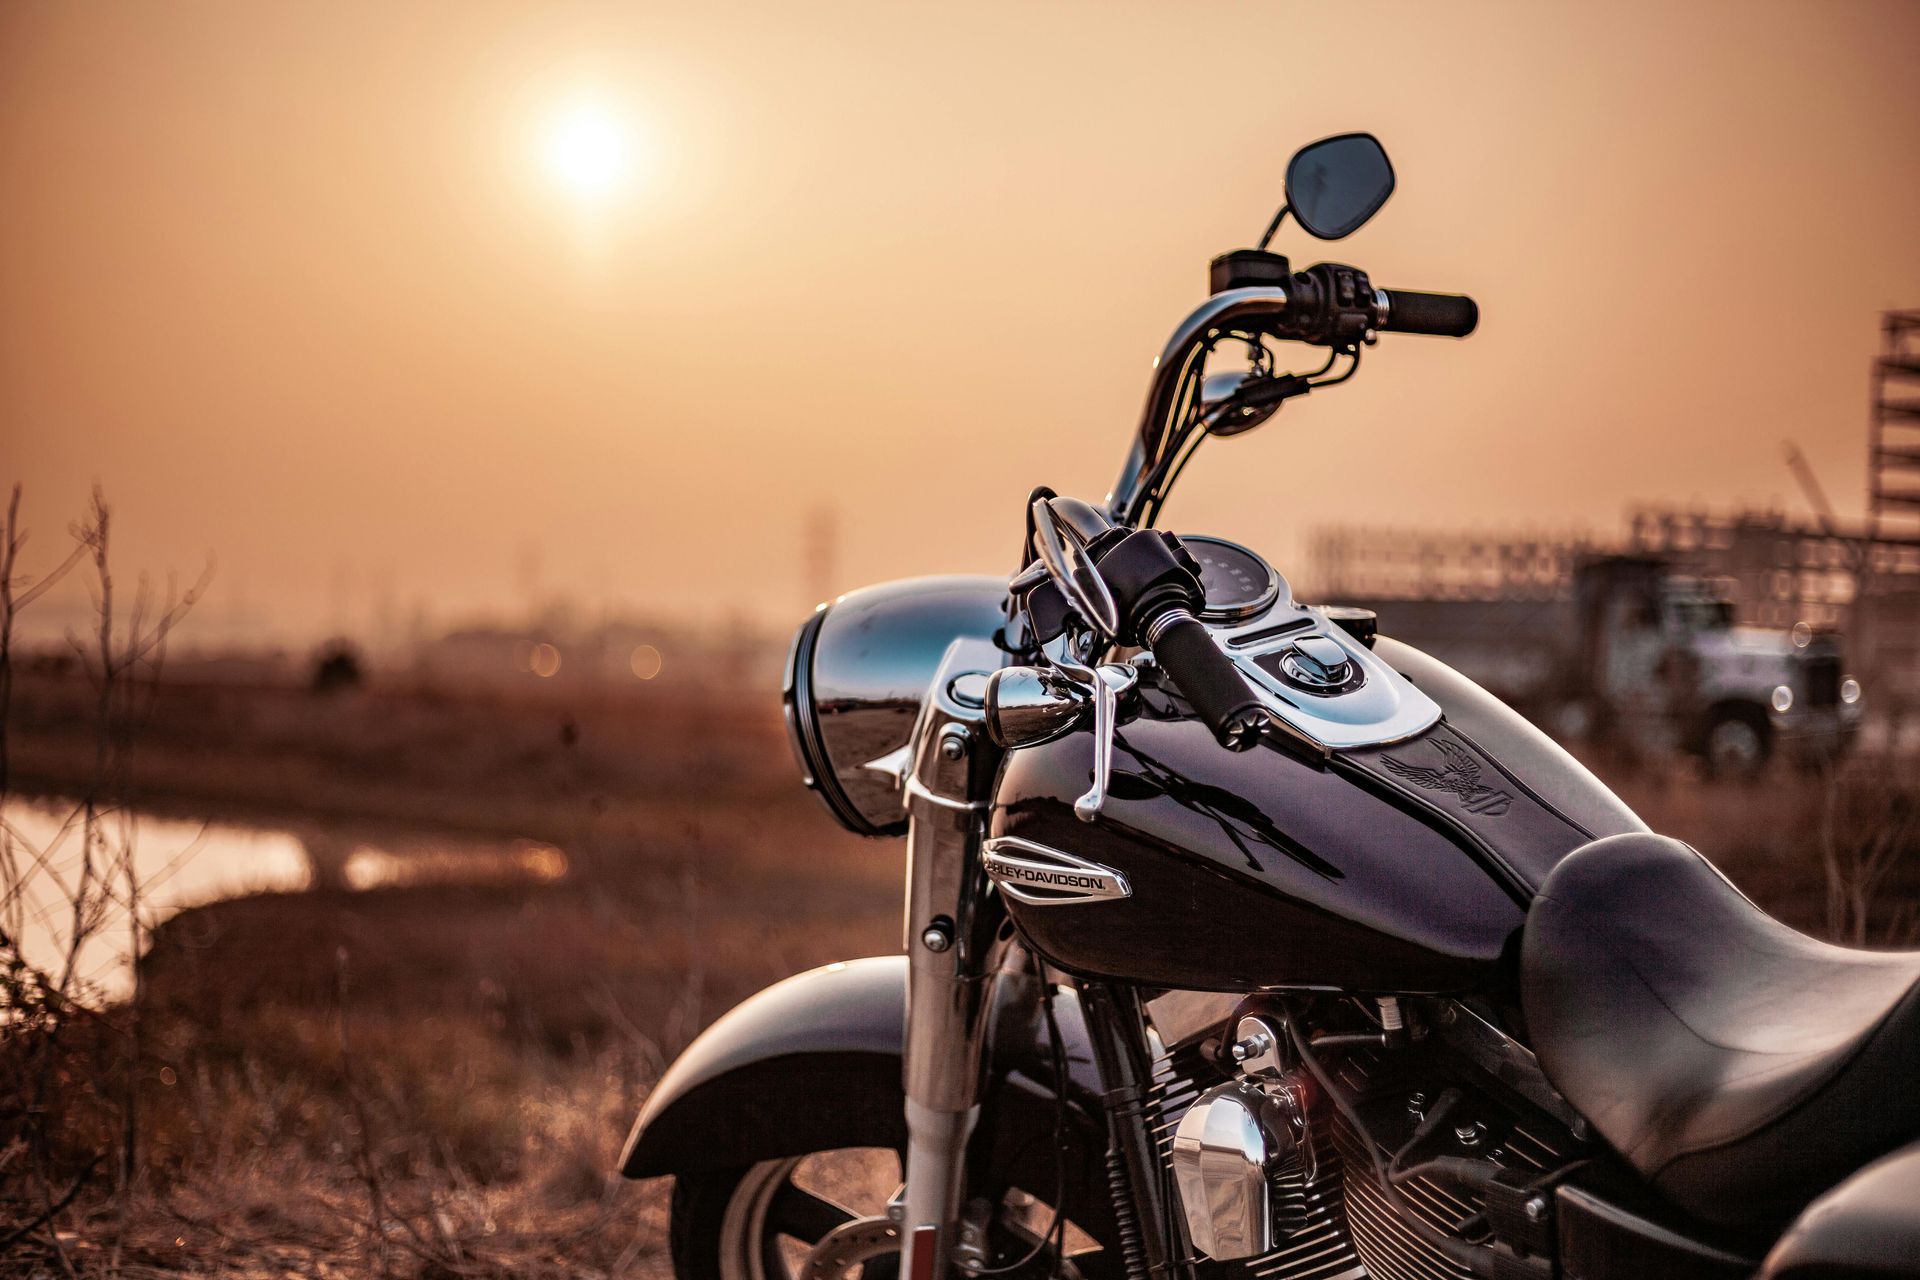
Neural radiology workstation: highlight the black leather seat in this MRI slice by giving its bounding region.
[1521,833,1920,1236]
[1759,1140,1920,1279]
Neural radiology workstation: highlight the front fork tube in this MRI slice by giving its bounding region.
[900,797,997,1279]
[898,638,1011,1280]
[894,643,1180,1280]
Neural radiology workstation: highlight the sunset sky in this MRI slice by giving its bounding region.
[5,1,1919,643]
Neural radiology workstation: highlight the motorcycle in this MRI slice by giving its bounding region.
[619,134,1920,1280]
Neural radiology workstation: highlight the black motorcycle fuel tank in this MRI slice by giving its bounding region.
[990,634,1646,994]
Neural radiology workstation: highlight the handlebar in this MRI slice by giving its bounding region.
[1379,288,1478,338]
[1109,270,1478,525]
[1141,606,1267,752]
[1031,522,1270,752]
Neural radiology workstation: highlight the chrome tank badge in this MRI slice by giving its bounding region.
[981,836,1131,905]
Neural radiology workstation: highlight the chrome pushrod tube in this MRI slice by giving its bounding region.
[1105,286,1291,527]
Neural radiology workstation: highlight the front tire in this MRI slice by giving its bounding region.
[671,1152,904,1280]
[670,1145,1108,1280]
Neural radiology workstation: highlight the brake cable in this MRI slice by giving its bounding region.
[964,949,1072,1278]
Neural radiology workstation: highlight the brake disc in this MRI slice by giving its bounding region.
[801,1216,900,1280]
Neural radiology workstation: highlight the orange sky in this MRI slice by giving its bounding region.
[5,1,1919,643]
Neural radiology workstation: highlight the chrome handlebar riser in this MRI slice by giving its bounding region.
[1107,285,1292,526]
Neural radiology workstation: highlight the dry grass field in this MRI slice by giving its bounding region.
[3,669,895,1278]
[2,665,1914,1277]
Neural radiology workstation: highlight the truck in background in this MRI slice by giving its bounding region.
[1565,556,1860,775]
[1330,554,1862,777]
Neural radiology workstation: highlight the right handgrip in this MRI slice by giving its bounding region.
[1380,289,1478,338]
[1145,608,1267,751]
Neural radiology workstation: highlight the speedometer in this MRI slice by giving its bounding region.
[1178,535,1282,622]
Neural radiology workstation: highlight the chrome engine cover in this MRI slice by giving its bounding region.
[1170,1079,1314,1260]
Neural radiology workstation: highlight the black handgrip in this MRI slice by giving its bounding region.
[1146,609,1266,751]
[1381,289,1478,338]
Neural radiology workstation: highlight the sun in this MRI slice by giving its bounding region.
[541,98,637,203]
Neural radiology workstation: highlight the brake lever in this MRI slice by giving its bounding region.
[1074,665,1137,821]
[1074,672,1117,822]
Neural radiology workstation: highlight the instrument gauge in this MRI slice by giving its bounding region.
[1178,535,1283,622]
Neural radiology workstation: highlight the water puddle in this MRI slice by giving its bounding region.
[1,797,567,999]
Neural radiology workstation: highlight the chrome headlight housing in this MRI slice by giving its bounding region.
[783,575,1008,836]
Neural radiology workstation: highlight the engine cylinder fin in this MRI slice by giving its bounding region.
[1333,1106,1484,1280]
[1502,1123,1563,1171]
[1340,1190,1469,1280]
[1148,1010,1582,1280]
[1392,1175,1480,1228]
[1321,1032,1582,1280]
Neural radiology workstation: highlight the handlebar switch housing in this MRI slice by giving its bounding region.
[1086,530,1206,644]
[1021,528,1203,645]
[1282,262,1377,350]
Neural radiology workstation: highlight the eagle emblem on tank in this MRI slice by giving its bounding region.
[1382,737,1514,817]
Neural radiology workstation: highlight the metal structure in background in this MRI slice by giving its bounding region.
[1306,525,1598,604]
[1624,507,1864,631]
[1870,310,1920,544]
[1308,506,1902,629]
[1311,506,1920,710]
[1308,310,1920,714]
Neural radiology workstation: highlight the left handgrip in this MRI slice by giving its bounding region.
[1144,608,1266,751]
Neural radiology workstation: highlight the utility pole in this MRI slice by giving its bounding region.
[803,506,837,611]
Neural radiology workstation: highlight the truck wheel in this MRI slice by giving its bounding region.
[1703,707,1770,781]
[1550,698,1597,743]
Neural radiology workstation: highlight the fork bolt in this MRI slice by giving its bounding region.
[1229,1032,1273,1062]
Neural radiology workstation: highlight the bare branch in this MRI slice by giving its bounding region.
[0,1153,100,1251]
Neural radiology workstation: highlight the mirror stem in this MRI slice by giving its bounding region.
[1255,204,1290,251]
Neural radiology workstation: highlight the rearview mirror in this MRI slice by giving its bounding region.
[1284,133,1395,240]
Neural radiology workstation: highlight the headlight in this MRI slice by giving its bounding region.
[783,575,1008,836]
[1771,684,1794,713]
[1841,676,1862,705]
